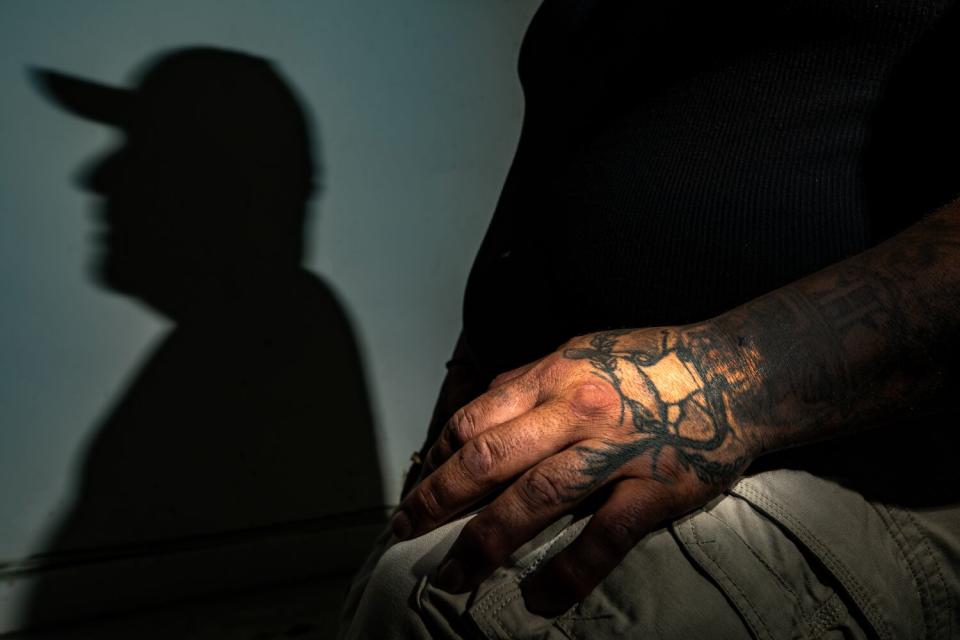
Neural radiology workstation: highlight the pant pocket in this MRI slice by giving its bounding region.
[674,469,930,640]
[673,492,870,640]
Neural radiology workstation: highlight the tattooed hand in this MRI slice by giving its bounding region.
[391,200,960,616]
[392,325,762,615]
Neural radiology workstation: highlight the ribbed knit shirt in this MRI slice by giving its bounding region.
[463,0,960,379]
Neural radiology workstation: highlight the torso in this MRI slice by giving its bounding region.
[463,0,960,377]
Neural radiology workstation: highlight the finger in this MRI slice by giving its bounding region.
[422,375,541,474]
[521,477,692,616]
[409,361,541,490]
[395,401,584,539]
[488,359,540,389]
[431,441,621,594]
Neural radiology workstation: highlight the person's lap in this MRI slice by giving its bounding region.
[339,469,957,639]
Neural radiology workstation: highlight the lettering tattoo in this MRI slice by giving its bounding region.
[809,276,890,335]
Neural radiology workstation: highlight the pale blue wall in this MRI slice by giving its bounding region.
[0,0,537,563]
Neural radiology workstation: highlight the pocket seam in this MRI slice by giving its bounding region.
[701,509,810,620]
[732,481,894,640]
[684,515,776,640]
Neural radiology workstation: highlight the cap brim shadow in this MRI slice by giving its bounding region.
[29,67,133,126]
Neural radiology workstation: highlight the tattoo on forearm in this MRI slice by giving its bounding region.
[706,206,960,442]
[808,272,891,335]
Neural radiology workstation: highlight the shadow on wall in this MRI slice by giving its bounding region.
[24,47,385,630]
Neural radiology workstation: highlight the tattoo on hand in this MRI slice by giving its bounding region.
[563,330,747,492]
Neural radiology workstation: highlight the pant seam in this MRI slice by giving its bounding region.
[689,516,773,640]
[874,503,952,640]
[702,509,809,620]
[903,509,952,639]
[732,481,893,640]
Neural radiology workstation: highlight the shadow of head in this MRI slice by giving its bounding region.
[33,48,317,317]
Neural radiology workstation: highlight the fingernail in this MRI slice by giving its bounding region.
[436,557,464,592]
[391,510,412,540]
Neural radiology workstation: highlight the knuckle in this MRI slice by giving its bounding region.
[631,479,665,505]
[645,453,687,491]
[566,381,619,420]
[597,512,639,553]
[530,356,566,393]
[459,433,502,480]
[519,467,566,509]
[543,353,574,379]
[631,481,681,524]
[414,483,446,523]
[446,408,479,449]
[490,370,514,388]
[424,444,444,470]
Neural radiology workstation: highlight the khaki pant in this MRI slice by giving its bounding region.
[339,470,960,639]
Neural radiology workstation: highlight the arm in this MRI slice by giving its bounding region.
[705,199,960,455]
[394,200,960,614]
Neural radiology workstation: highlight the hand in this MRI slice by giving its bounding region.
[392,326,763,615]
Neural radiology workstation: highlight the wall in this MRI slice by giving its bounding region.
[0,0,537,632]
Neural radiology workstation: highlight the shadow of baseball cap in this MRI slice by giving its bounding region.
[31,46,315,193]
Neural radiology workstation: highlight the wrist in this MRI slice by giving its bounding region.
[678,318,775,459]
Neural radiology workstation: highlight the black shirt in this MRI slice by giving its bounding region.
[463,0,960,380]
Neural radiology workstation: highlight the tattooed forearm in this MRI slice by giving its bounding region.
[700,203,960,452]
[560,203,960,488]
